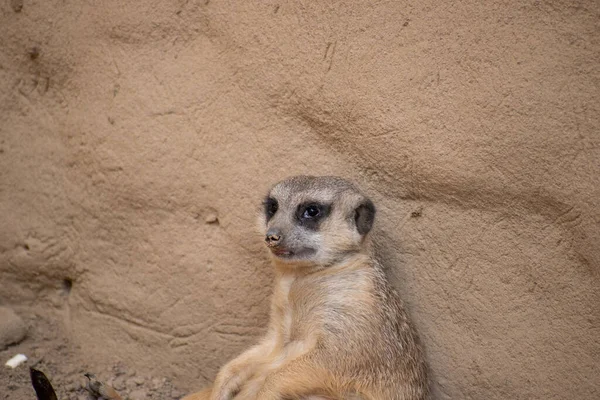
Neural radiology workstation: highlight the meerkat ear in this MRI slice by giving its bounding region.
[354,199,376,236]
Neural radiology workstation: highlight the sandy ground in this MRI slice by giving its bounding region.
[1,307,186,400]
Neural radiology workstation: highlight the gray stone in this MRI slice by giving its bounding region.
[112,376,126,391]
[0,307,27,349]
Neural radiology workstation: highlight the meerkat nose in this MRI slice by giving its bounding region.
[265,229,282,246]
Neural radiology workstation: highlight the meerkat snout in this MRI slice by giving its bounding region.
[265,229,282,247]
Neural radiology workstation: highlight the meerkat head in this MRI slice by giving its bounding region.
[261,176,376,267]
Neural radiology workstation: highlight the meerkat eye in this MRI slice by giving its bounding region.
[264,198,278,220]
[265,197,279,217]
[296,202,330,229]
[302,204,321,219]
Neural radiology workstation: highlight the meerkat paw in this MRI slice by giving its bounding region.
[210,376,245,400]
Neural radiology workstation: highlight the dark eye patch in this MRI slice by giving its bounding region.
[264,197,278,222]
[296,202,331,230]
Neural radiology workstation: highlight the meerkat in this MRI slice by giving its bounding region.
[183,176,429,400]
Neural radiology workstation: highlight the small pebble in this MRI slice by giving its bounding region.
[151,377,164,389]
[114,364,126,376]
[129,389,148,400]
[126,377,139,390]
[112,376,126,391]
[5,353,27,368]
[204,212,218,224]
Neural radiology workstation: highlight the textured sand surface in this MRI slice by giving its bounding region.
[1,1,599,399]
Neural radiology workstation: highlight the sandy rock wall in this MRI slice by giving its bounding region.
[1,1,598,399]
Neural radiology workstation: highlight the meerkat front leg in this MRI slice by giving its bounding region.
[209,336,275,400]
[256,355,335,400]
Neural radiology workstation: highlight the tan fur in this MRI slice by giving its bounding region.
[183,176,428,400]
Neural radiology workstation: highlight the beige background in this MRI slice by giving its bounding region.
[1,1,599,399]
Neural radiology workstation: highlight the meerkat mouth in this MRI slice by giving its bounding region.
[270,247,316,259]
